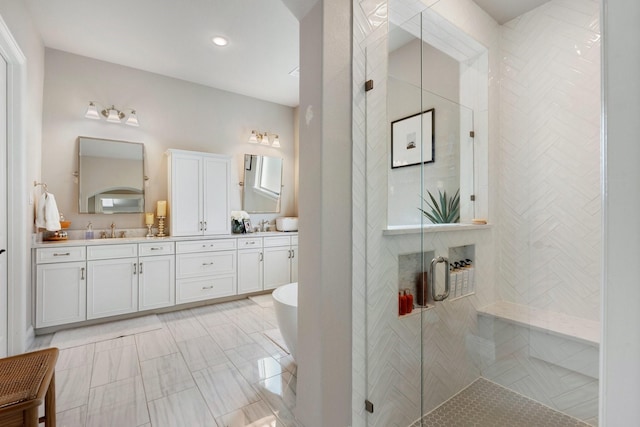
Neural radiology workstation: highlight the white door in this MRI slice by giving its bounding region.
[87,258,138,319]
[138,255,175,310]
[263,246,291,290]
[0,55,7,357]
[237,248,263,294]
[202,156,230,235]
[170,153,202,236]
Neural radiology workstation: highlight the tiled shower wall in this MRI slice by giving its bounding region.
[498,0,601,321]
[352,1,500,426]
[353,0,600,426]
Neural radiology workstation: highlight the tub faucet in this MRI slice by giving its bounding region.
[110,222,116,238]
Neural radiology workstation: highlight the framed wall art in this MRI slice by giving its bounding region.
[391,108,435,168]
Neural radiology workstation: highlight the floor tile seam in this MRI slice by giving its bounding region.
[132,333,156,426]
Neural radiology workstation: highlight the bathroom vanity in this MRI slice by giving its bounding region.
[32,232,298,331]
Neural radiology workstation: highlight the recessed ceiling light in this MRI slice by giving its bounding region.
[212,36,228,47]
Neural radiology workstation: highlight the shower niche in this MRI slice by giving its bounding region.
[397,250,435,317]
[448,244,476,300]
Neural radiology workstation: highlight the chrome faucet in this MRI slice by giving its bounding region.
[260,220,269,232]
[110,222,116,238]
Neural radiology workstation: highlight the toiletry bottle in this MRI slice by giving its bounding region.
[406,289,414,313]
[466,259,475,293]
[451,262,460,297]
[85,222,94,240]
[416,271,428,306]
[399,292,406,315]
[461,260,470,295]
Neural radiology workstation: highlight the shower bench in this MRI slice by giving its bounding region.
[477,300,599,379]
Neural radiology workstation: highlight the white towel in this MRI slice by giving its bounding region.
[35,192,61,231]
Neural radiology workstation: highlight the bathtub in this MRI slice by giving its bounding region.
[272,282,297,361]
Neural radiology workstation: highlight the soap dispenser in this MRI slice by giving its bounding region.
[85,222,94,240]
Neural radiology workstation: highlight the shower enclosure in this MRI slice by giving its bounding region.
[352,0,602,426]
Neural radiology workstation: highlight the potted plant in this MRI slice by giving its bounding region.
[419,189,460,224]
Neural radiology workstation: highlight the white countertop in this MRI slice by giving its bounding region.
[32,230,297,248]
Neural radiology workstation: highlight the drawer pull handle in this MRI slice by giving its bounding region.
[202,285,214,290]
[53,252,70,257]
[288,250,292,259]
[139,262,143,274]
[202,262,214,266]
[246,241,255,245]
[291,249,295,258]
[204,221,207,231]
[259,252,263,261]
[150,247,163,251]
[81,267,85,280]
[133,263,137,275]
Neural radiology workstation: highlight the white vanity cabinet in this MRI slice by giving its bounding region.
[35,247,87,328]
[237,237,263,294]
[86,244,139,320]
[263,235,296,290]
[175,239,237,304]
[291,235,298,282]
[138,242,175,310]
[168,149,231,237]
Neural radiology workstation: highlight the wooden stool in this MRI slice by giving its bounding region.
[0,347,59,427]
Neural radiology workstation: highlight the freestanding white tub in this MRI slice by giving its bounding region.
[272,282,297,361]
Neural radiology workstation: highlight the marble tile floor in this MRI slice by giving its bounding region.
[30,297,300,427]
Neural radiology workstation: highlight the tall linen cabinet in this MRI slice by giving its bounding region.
[167,149,231,236]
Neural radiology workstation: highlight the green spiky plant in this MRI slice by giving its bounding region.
[419,188,460,224]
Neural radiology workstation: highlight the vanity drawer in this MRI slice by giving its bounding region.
[176,275,236,304]
[264,236,291,247]
[36,246,86,264]
[291,235,298,245]
[176,250,236,278]
[139,241,175,256]
[176,239,237,254]
[237,237,262,248]
[87,244,138,260]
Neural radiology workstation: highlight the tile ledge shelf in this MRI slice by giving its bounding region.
[477,300,600,347]
[383,223,492,235]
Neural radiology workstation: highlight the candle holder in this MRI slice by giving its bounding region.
[146,223,154,238]
[157,216,166,237]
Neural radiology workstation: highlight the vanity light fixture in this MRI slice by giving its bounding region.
[248,130,281,148]
[84,102,140,127]
[271,135,281,148]
[248,130,259,144]
[84,102,101,120]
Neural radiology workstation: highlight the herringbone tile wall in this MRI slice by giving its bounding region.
[353,0,600,426]
[498,0,601,321]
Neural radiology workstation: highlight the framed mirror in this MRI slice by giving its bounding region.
[242,154,283,213]
[78,137,145,214]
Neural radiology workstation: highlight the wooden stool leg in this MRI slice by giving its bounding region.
[24,406,39,427]
[44,372,56,427]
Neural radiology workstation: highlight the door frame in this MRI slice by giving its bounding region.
[0,15,27,356]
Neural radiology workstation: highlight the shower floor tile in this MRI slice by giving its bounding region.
[412,378,592,427]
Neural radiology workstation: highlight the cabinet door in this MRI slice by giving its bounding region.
[237,248,263,294]
[139,255,175,310]
[87,258,138,319]
[290,245,298,283]
[170,153,203,236]
[36,262,86,328]
[263,246,291,290]
[202,156,230,235]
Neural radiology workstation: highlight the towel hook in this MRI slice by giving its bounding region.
[33,181,48,192]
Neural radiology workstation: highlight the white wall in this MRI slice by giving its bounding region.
[297,0,352,426]
[0,1,45,353]
[41,49,296,234]
[601,0,640,424]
